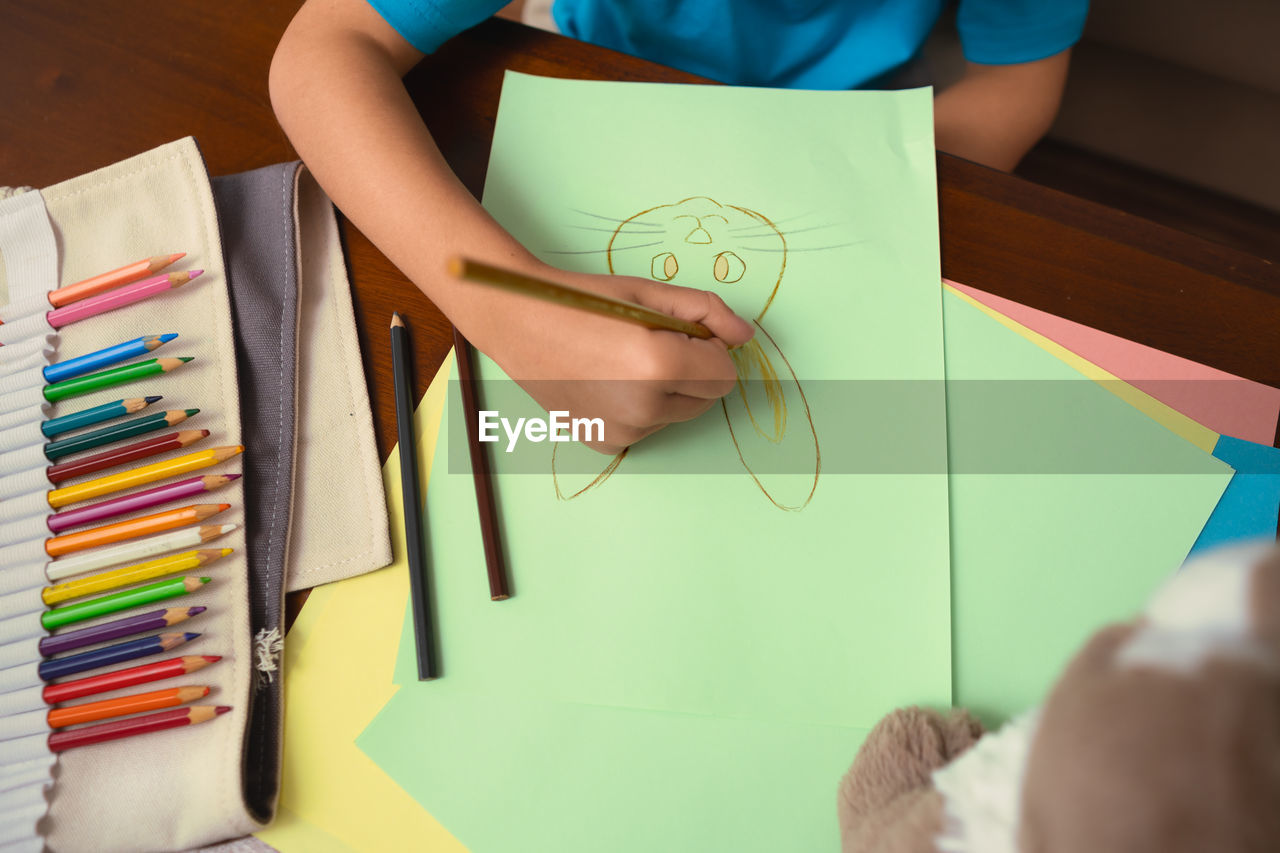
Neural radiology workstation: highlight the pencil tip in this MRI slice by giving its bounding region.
[184,632,200,640]
[217,503,231,511]
[189,606,207,615]
[178,356,194,363]
[198,429,211,437]
[198,577,211,584]
[391,312,405,329]
[145,395,163,403]
[202,655,222,662]
[215,706,232,715]
[184,408,199,416]
[168,252,186,263]
[160,333,178,342]
[189,269,203,279]
[225,473,242,482]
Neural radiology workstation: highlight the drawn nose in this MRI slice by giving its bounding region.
[684,225,713,244]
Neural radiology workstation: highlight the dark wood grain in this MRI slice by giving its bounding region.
[2,4,1277,629]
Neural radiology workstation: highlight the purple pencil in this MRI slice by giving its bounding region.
[38,606,206,657]
[46,473,240,533]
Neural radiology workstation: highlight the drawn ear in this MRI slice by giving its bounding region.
[723,322,820,511]
[730,338,786,443]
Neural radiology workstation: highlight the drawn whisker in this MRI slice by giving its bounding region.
[571,225,666,235]
[543,241,665,255]
[735,224,840,239]
[739,241,863,253]
[572,209,659,226]
[729,213,813,231]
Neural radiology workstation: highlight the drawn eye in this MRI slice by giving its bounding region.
[651,252,679,281]
[713,251,745,283]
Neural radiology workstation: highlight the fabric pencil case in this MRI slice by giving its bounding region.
[0,138,390,852]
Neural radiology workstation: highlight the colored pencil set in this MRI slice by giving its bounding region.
[7,253,241,751]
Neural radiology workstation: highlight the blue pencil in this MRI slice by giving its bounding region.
[43,334,177,384]
[40,396,162,438]
[38,631,199,682]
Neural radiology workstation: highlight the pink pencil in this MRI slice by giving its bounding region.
[46,270,202,329]
[46,474,240,533]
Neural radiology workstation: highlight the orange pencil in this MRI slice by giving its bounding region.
[48,685,209,728]
[44,504,231,557]
[50,253,185,308]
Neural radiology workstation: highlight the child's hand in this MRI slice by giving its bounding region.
[470,263,755,454]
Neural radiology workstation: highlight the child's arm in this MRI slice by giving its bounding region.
[269,0,754,454]
[933,49,1072,172]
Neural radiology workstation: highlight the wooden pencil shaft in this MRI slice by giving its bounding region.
[48,685,208,728]
[46,430,208,486]
[42,577,208,630]
[44,504,228,557]
[43,408,193,460]
[42,655,218,704]
[450,257,713,340]
[452,329,512,601]
[390,317,437,680]
[43,357,190,403]
[47,705,227,752]
[47,442,236,508]
[41,396,159,438]
[49,253,184,308]
[38,631,197,681]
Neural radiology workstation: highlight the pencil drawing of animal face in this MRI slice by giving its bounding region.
[604,197,786,322]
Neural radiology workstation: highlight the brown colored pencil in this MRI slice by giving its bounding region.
[46,430,209,484]
[48,685,209,728]
[44,504,230,557]
[49,253,185,308]
[448,256,713,339]
[451,327,510,601]
[47,705,230,752]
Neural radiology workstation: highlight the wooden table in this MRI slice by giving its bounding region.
[4,4,1279,599]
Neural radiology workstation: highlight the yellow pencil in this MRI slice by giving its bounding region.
[47,446,244,509]
[42,548,231,606]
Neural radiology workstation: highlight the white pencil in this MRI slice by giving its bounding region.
[46,524,237,581]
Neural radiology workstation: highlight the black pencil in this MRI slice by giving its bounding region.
[390,313,437,680]
[451,327,511,601]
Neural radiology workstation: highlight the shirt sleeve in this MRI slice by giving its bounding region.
[956,0,1089,65]
[364,0,509,54]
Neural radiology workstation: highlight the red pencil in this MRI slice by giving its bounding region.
[46,430,208,484]
[42,654,220,704]
[48,705,230,752]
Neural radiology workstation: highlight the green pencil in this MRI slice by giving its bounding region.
[44,409,199,460]
[41,576,210,631]
[43,357,193,403]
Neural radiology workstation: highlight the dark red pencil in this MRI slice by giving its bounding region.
[46,430,209,484]
[48,705,230,752]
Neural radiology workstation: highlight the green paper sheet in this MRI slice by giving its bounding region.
[942,291,1233,723]
[360,73,951,852]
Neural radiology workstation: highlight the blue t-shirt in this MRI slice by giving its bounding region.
[368,0,1087,89]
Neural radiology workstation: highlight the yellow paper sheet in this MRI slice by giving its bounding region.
[256,353,462,852]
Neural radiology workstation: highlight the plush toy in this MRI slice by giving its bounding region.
[837,542,1280,853]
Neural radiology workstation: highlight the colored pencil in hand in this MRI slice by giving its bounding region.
[452,327,511,601]
[48,705,229,753]
[47,442,239,506]
[46,270,202,328]
[43,357,193,403]
[48,474,238,533]
[43,654,220,704]
[47,525,235,580]
[38,607,206,657]
[46,430,210,486]
[44,504,230,557]
[38,631,201,681]
[449,256,713,339]
[49,685,209,728]
[390,312,437,680]
[41,396,162,438]
[50,253,185,308]
[44,549,230,606]
[44,409,197,461]
[43,334,178,384]
[42,578,210,631]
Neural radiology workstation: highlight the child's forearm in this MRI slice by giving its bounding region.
[933,49,1071,172]
[269,0,540,351]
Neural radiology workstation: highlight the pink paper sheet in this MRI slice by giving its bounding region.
[946,280,1280,446]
